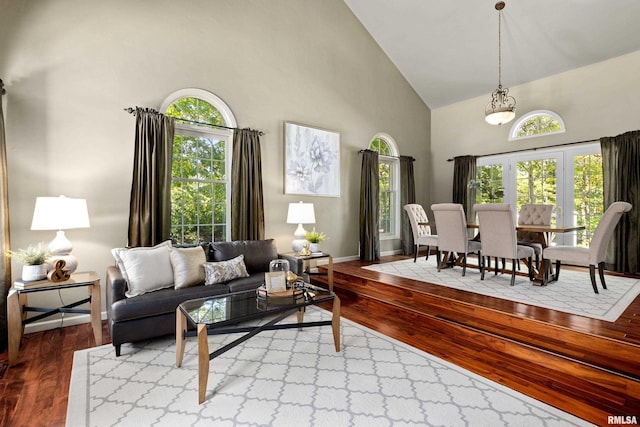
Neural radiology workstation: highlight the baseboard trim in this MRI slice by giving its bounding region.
[24,311,108,334]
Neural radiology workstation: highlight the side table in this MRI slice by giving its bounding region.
[7,271,102,366]
[283,253,333,291]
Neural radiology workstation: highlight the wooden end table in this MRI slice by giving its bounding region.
[7,271,102,366]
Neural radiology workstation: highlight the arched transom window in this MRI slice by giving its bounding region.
[509,110,566,141]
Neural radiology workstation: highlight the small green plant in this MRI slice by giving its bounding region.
[305,228,327,244]
[6,243,50,265]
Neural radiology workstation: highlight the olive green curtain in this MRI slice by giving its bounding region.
[231,128,264,241]
[0,79,10,352]
[359,149,379,261]
[128,109,175,247]
[452,155,477,223]
[400,155,416,255]
[600,130,640,272]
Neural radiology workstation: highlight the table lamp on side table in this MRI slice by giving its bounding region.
[30,195,90,274]
[287,201,315,253]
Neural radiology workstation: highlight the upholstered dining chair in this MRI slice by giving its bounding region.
[431,203,481,276]
[543,201,632,294]
[517,204,554,269]
[474,203,534,286]
[404,204,440,264]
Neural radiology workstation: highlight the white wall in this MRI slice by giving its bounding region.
[431,50,640,206]
[0,0,431,323]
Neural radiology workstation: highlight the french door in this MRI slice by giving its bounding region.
[476,143,602,247]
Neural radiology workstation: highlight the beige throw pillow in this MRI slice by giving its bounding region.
[110,240,174,297]
[170,246,206,289]
[203,255,250,285]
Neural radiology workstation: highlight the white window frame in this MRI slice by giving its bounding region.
[160,88,237,243]
[508,110,566,142]
[477,142,601,246]
[369,133,400,240]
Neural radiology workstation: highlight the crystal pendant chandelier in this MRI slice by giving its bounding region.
[485,1,516,125]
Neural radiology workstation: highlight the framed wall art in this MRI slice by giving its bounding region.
[284,121,340,197]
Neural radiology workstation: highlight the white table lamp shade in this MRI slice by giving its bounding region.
[31,196,90,273]
[287,202,315,253]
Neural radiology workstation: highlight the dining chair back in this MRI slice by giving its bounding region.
[431,203,480,276]
[404,204,439,263]
[517,204,553,268]
[543,201,632,293]
[474,203,534,286]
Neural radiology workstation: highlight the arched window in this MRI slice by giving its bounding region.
[160,89,236,244]
[509,110,566,141]
[368,134,400,238]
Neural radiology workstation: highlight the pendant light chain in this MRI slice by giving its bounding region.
[497,5,502,88]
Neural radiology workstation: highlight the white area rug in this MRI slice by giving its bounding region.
[363,258,640,322]
[67,308,592,426]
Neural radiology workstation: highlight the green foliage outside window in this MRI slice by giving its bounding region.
[166,97,229,244]
[369,138,394,234]
[573,154,603,246]
[476,153,603,248]
[516,115,562,138]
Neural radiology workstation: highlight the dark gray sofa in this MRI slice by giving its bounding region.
[106,239,301,356]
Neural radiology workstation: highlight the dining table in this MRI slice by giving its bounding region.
[421,221,585,286]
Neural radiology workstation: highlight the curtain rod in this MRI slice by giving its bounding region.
[358,149,415,161]
[446,138,600,161]
[123,107,264,135]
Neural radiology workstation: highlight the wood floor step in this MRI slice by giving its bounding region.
[311,257,640,425]
[319,267,640,380]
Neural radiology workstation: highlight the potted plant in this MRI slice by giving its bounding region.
[305,228,327,253]
[7,243,50,281]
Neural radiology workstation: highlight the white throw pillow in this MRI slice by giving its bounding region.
[111,240,174,297]
[170,246,206,289]
[203,255,250,285]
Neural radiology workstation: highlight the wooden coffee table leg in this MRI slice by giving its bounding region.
[198,323,210,404]
[176,308,187,367]
[332,296,341,352]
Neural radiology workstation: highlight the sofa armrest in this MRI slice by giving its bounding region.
[278,253,305,278]
[106,265,127,305]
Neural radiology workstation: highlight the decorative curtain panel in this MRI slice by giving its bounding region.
[128,109,174,247]
[600,130,640,273]
[359,149,380,261]
[231,128,264,241]
[452,155,477,223]
[399,155,416,255]
[0,79,10,352]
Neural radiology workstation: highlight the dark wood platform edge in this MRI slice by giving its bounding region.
[312,258,640,425]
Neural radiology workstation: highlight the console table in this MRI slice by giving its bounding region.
[7,271,102,366]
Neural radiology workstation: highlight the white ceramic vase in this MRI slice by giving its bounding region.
[309,243,321,253]
[22,264,47,281]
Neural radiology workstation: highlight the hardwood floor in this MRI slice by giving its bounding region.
[0,255,638,426]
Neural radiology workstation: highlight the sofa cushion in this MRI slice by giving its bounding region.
[226,272,267,293]
[110,284,229,322]
[210,239,278,274]
[203,255,250,285]
[170,246,206,289]
[111,241,174,297]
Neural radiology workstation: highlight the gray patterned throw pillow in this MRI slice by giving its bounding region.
[203,255,250,285]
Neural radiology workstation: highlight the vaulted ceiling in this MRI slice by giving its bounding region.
[344,0,640,109]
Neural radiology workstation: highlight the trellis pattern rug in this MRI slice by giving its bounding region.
[363,258,640,322]
[67,308,592,426]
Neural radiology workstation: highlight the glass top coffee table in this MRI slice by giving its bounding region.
[175,283,341,404]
